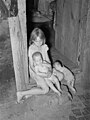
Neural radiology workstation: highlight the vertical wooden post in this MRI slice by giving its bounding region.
[8,0,29,91]
[18,0,29,85]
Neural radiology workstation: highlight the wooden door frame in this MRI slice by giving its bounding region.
[8,0,29,92]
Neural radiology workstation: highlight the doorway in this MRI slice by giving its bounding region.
[26,0,55,48]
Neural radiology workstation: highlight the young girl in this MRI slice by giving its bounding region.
[17,28,52,103]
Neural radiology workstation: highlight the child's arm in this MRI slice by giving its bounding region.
[28,47,36,73]
[38,71,52,78]
[43,61,52,68]
[43,44,51,63]
[35,66,50,78]
[45,52,51,64]
[43,61,52,73]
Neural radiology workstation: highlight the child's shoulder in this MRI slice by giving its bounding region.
[29,44,36,51]
[28,44,36,55]
[29,44,35,48]
[42,44,49,50]
[42,44,48,47]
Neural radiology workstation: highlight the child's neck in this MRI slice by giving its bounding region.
[33,42,43,47]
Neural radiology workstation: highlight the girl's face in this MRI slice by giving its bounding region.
[34,37,43,46]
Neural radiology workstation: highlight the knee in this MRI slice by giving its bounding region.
[43,86,49,94]
[59,73,64,80]
[68,80,73,86]
[61,73,64,79]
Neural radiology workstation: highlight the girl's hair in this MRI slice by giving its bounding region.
[29,28,46,45]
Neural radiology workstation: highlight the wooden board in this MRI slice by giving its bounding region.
[8,0,28,91]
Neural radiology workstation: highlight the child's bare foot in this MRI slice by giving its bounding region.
[70,87,76,94]
[25,94,32,99]
[60,89,63,94]
[68,92,73,101]
[58,92,62,96]
[58,88,63,95]
[72,88,76,94]
[17,92,24,103]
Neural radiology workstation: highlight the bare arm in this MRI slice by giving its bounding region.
[43,61,52,73]
[43,61,51,67]
[45,53,51,63]
[35,66,51,78]
[28,47,37,75]
[43,44,51,64]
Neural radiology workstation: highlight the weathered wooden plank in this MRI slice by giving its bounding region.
[82,48,90,88]
[18,0,29,84]
[8,16,27,91]
[81,0,90,87]
[77,0,89,70]
[8,0,29,91]
[55,0,81,65]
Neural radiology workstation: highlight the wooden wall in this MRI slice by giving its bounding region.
[55,0,90,84]
[55,0,82,65]
[81,0,90,87]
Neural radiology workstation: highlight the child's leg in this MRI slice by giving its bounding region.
[52,75,62,93]
[45,79,61,96]
[56,71,64,82]
[17,77,49,103]
[67,80,76,93]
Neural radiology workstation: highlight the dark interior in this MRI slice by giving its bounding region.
[26,0,55,48]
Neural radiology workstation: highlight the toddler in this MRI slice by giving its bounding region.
[53,61,76,94]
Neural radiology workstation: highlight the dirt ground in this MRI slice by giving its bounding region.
[0,84,72,120]
[0,65,72,120]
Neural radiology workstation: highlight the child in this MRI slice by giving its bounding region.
[32,52,63,96]
[53,61,76,94]
[17,28,52,103]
